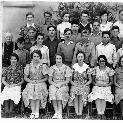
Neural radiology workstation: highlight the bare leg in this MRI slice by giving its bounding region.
[57,100,62,118]
[52,100,58,114]
[95,99,102,114]
[78,95,83,115]
[101,100,106,115]
[30,99,36,114]
[35,100,40,114]
[74,95,79,115]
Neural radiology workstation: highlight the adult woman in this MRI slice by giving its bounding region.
[1,53,23,118]
[88,55,114,119]
[22,50,48,119]
[114,55,123,120]
[69,51,91,118]
[48,52,72,119]
[30,33,50,66]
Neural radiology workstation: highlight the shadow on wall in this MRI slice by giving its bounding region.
[2,1,59,42]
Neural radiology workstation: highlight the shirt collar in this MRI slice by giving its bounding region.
[27,23,35,28]
[91,31,101,36]
[62,41,73,45]
[80,22,88,27]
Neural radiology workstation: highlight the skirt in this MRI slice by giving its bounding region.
[49,84,69,109]
[68,85,89,106]
[0,86,21,105]
[88,86,114,103]
[115,87,123,105]
[22,82,48,108]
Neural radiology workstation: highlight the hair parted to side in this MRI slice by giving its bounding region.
[30,50,42,59]
[54,52,65,64]
[10,53,19,62]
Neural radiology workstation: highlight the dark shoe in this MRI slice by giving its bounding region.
[5,112,9,118]
[97,114,101,119]
[101,114,106,120]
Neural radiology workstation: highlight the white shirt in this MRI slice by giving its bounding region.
[73,62,89,74]
[113,20,123,38]
[96,42,117,65]
[117,48,123,57]
[57,22,71,39]
[27,23,35,28]
[100,21,113,32]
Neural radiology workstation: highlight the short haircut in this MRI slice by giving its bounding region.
[61,11,69,18]
[76,51,85,63]
[97,55,109,67]
[81,29,90,35]
[118,55,123,67]
[102,31,111,37]
[36,33,44,40]
[44,11,52,17]
[71,19,79,25]
[31,50,42,59]
[10,53,19,62]
[28,26,37,32]
[54,52,65,63]
[100,11,109,17]
[64,28,72,34]
[26,12,34,18]
[111,25,120,32]
[17,37,25,44]
[47,25,57,31]
[81,10,89,16]
[4,32,13,39]
[92,20,100,26]
[119,9,123,14]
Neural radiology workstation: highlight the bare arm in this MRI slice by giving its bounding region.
[2,77,10,87]
[85,74,92,86]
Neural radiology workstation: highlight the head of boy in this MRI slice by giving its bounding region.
[80,10,89,23]
[81,30,90,42]
[71,19,79,32]
[62,11,70,22]
[64,28,72,40]
[44,11,52,23]
[102,31,111,45]
[17,37,25,50]
[47,25,56,37]
[26,12,34,24]
[111,26,119,38]
[92,20,100,32]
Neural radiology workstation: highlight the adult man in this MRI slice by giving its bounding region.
[43,25,60,66]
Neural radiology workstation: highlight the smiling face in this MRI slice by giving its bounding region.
[81,13,88,23]
[98,57,106,67]
[93,21,100,32]
[10,56,18,66]
[26,14,34,23]
[56,55,62,65]
[77,53,84,63]
[33,53,41,64]
[101,13,108,22]
[64,30,71,40]
[17,41,24,50]
[63,14,69,22]
[111,29,119,37]
[71,24,79,32]
[102,34,110,44]
[36,35,44,45]
[48,27,56,37]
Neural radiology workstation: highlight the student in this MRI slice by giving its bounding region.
[69,51,91,119]
[43,25,60,66]
[100,11,113,32]
[22,50,48,119]
[57,28,75,67]
[20,12,41,39]
[117,43,123,64]
[114,55,123,120]
[71,19,81,44]
[110,26,123,51]
[57,11,71,40]
[1,53,23,118]
[96,31,117,69]
[78,10,92,34]
[30,33,50,66]
[48,52,72,119]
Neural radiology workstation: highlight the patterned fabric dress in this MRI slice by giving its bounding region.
[88,66,114,103]
[1,65,23,104]
[115,67,123,105]
[48,64,72,109]
[69,63,90,106]
[22,61,48,108]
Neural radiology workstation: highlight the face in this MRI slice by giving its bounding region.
[37,35,44,45]
[81,13,88,22]
[5,34,12,43]
[45,13,51,22]
[63,14,69,22]
[93,22,100,32]
[98,58,106,67]
[101,13,108,22]
[71,24,79,31]
[17,42,24,50]
[119,11,123,21]
[48,27,56,37]
[64,30,71,40]
[102,34,110,44]
[33,53,40,63]
[26,14,34,23]
[77,53,84,63]
[81,33,89,42]
[111,29,119,37]
[10,56,17,66]
[28,29,36,39]
[120,57,123,67]
[56,55,62,65]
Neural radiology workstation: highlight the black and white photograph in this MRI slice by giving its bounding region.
[1,0,123,120]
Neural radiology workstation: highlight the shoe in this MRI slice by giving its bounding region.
[57,113,62,119]
[35,113,39,119]
[30,113,35,119]
[101,114,106,120]
[52,113,58,119]
[97,114,101,119]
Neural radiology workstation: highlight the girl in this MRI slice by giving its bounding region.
[22,50,48,119]
[1,53,23,118]
[48,52,72,119]
[69,51,91,118]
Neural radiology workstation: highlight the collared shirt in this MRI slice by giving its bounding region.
[13,49,30,68]
[113,20,123,38]
[89,32,102,47]
[57,22,71,39]
[96,42,117,65]
[26,23,35,28]
[57,41,75,62]
[72,40,95,66]
[43,37,60,66]
[71,33,82,44]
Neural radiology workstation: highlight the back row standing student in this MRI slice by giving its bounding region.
[43,25,60,66]
[57,11,71,41]
[57,28,75,68]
